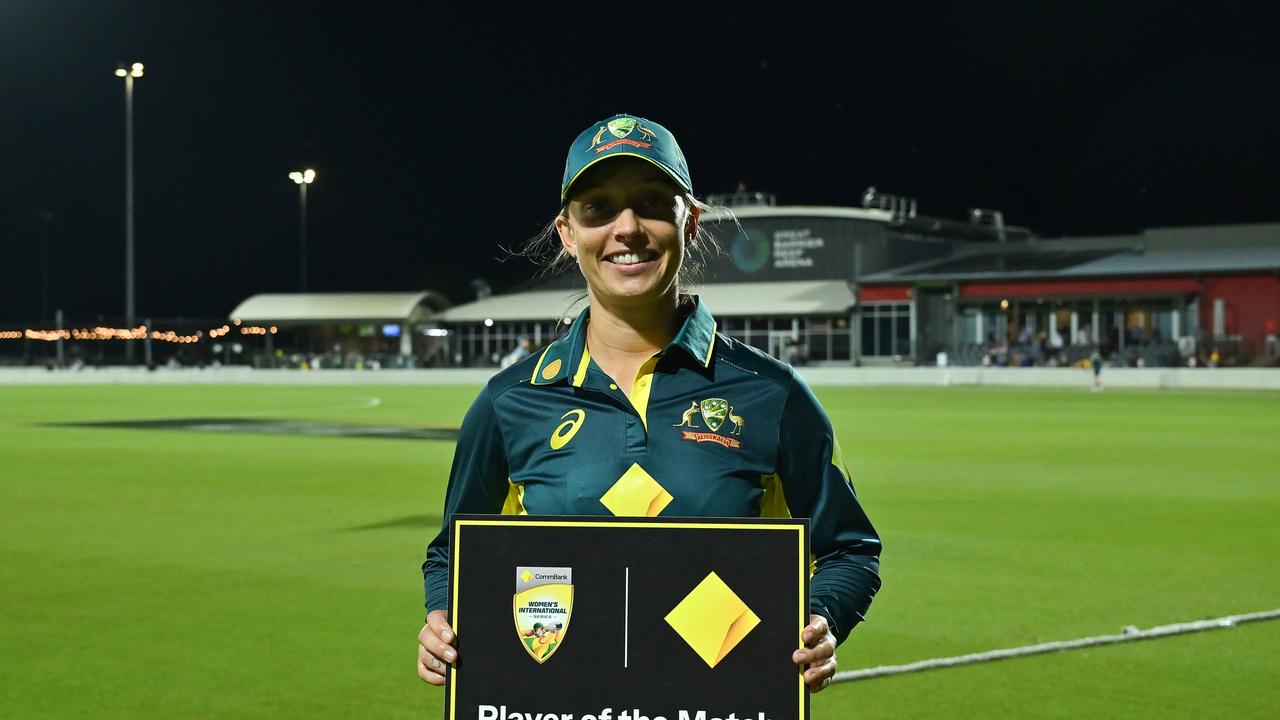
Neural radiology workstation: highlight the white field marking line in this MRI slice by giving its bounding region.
[624,567,630,669]
[833,608,1280,684]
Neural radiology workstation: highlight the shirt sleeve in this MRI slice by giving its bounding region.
[776,369,882,645]
[422,384,511,614]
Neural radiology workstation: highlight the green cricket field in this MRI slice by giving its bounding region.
[2,384,1277,718]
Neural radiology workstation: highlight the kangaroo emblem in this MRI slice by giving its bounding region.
[726,406,746,435]
[673,401,700,428]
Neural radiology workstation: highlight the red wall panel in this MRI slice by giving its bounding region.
[859,285,913,302]
[1199,275,1280,350]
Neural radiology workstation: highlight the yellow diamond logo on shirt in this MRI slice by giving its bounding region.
[664,571,761,668]
[520,570,533,584]
[599,463,673,517]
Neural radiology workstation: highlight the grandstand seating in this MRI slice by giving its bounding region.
[947,342,1183,368]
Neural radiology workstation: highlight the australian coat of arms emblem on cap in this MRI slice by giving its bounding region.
[590,116,657,154]
[608,117,636,138]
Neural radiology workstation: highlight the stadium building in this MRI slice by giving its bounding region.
[432,192,1280,368]
[8,196,1276,370]
[226,291,450,368]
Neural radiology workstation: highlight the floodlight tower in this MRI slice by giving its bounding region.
[115,61,143,361]
[289,169,316,292]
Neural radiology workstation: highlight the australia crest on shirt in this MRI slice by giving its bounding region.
[673,397,745,449]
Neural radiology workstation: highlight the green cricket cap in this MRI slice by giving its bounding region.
[560,114,692,203]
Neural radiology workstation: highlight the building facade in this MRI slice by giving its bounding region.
[432,200,1280,368]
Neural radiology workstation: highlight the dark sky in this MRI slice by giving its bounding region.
[3,2,1278,324]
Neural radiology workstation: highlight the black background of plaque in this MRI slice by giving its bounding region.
[445,516,809,720]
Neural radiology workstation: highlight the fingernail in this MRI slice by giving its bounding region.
[444,649,457,662]
[443,630,454,642]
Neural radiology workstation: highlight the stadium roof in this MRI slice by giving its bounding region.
[1060,246,1280,276]
[701,205,894,223]
[227,291,449,324]
[434,280,856,323]
[860,245,1280,283]
[1031,222,1280,252]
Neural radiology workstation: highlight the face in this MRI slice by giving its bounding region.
[556,158,693,308]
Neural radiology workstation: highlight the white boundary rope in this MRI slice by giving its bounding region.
[833,608,1280,683]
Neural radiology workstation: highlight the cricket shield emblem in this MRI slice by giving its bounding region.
[699,398,729,432]
[607,117,637,138]
[512,566,573,663]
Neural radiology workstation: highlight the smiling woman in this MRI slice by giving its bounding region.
[558,159,687,307]
[515,120,721,313]
[417,114,882,694]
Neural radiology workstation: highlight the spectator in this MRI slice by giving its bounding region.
[500,337,531,368]
[1177,334,1196,362]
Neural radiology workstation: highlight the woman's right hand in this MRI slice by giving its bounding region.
[417,609,457,685]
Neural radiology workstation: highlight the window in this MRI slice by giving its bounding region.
[860,303,912,357]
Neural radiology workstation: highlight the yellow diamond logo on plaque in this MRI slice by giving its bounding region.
[664,571,760,668]
[599,463,673,517]
[513,566,573,663]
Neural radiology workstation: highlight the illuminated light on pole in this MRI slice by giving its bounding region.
[116,61,143,363]
[290,169,316,292]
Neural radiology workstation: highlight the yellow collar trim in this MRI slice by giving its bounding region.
[571,345,592,387]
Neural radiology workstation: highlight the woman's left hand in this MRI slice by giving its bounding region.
[792,614,837,692]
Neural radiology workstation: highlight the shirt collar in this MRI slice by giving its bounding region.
[671,296,718,368]
[529,296,717,387]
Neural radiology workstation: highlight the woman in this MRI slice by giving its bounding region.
[418,114,881,693]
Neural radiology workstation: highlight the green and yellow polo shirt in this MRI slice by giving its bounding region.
[423,298,881,643]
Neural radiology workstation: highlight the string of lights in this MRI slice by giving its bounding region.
[0,324,277,343]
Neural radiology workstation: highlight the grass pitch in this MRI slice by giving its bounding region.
[1,384,1277,719]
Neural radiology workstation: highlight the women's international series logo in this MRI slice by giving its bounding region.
[512,566,573,663]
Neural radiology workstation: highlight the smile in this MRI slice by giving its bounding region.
[604,251,658,266]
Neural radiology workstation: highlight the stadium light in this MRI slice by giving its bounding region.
[289,168,316,292]
[116,60,143,363]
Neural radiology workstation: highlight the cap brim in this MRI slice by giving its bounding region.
[561,153,690,203]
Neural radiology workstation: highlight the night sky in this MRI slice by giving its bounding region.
[4,2,1278,324]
